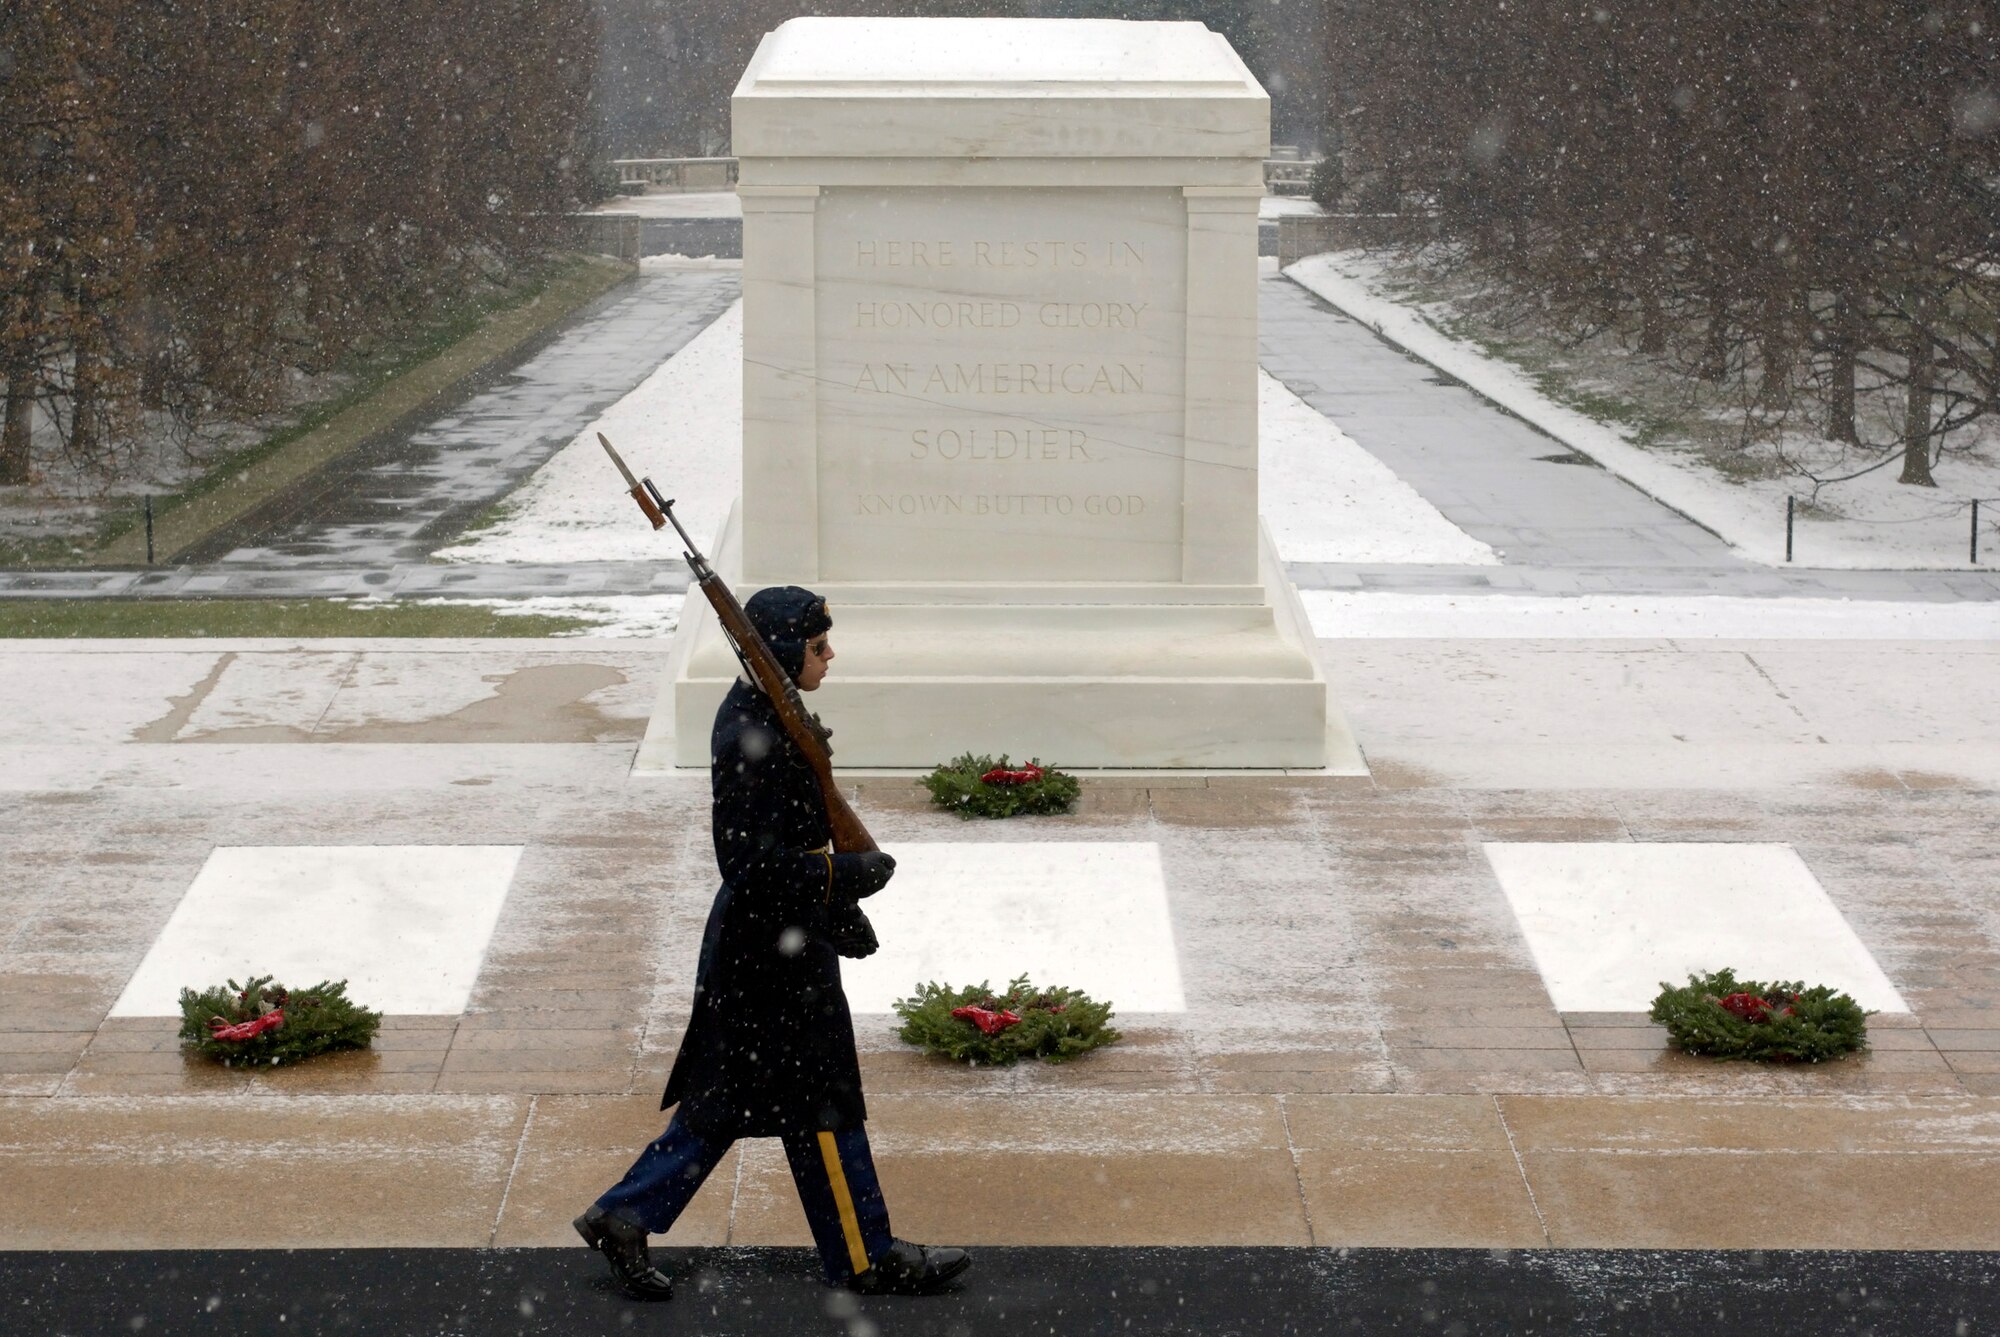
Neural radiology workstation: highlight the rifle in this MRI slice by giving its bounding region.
[599,433,877,855]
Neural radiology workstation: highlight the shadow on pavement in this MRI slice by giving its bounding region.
[3,1245,1991,1335]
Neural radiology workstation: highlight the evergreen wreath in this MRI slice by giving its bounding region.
[178,975,383,1067]
[922,754,1081,820]
[1649,968,1869,1063]
[894,975,1120,1066]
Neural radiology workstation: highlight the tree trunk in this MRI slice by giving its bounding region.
[1900,293,1937,487]
[1827,290,1858,443]
[70,337,99,460]
[1636,232,1666,354]
[1757,283,1794,410]
[1,342,35,485]
[1991,311,2000,416]
[1638,284,1666,355]
[1697,286,1731,382]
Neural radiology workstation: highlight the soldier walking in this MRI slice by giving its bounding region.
[576,586,972,1301]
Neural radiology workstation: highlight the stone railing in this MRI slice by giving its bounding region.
[1277,213,1436,267]
[1263,155,1318,197]
[612,157,739,192]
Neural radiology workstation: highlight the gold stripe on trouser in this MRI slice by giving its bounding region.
[815,1131,870,1276]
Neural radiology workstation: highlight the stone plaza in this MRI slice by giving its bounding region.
[4,634,1999,1263]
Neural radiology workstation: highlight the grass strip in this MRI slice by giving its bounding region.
[90,253,634,568]
[0,599,594,639]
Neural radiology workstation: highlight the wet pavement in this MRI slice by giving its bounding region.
[642,218,743,259]
[172,268,739,569]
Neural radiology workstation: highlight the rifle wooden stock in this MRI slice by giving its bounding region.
[597,433,876,854]
[694,570,878,855]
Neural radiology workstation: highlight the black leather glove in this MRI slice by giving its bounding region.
[831,850,897,899]
[825,899,879,958]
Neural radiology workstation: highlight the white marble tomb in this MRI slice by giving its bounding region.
[641,17,1358,770]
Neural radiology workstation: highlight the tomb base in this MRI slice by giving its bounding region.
[635,503,1363,773]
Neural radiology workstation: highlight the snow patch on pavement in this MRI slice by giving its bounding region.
[590,191,741,219]
[434,304,743,565]
[1260,370,1497,565]
[419,594,684,639]
[1302,590,2000,639]
[1259,196,1323,219]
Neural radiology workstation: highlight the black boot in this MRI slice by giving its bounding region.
[847,1239,972,1296]
[574,1205,674,1301]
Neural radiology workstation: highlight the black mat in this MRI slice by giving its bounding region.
[4,1246,1995,1336]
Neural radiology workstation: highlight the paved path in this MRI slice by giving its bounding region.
[1258,273,2000,598]
[1260,276,1740,569]
[174,268,740,568]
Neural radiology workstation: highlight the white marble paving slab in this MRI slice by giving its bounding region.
[110,845,523,1016]
[840,842,1185,1015]
[1484,841,1908,1013]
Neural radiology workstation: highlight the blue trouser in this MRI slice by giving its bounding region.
[596,1112,894,1284]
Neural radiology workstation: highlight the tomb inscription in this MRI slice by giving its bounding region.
[815,187,1187,582]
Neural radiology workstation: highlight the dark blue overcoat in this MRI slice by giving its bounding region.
[659,679,867,1137]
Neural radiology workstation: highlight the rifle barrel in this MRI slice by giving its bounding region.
[655,491,707,568]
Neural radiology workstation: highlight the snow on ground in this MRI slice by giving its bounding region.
[1259,370,1497,564]
[637,255,741,273]
[414,595,684,639]
[1288,252,2000,571]
[1301,590,2000,639]
[599,191,1315,223]
[1259,196,1323,219]
[442,302,1495,570]
[435,304,743,565]
[589,191,742,219]
[426,587,2000,640]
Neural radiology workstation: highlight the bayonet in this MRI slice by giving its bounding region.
[598,432,667,530]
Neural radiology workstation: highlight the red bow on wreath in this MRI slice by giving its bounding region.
[1713,992,1798,1024]
[950,1005,1023,1035]
[209,1009,285,1042]
[980,764,1045,786]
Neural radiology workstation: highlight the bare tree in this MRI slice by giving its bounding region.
[1323,0,2000,485]
[0,0,599,486]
